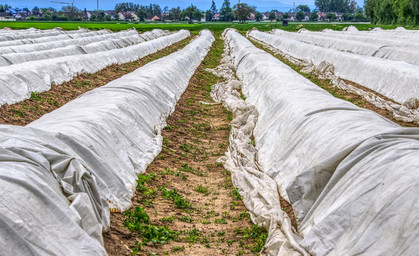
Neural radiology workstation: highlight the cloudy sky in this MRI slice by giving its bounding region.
[5,0,363,12]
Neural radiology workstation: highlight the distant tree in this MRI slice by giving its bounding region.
[0,5,4,12]
[282,12,289,20]
[170,7,181,21]
[255,11,262,21]
[310,11,319,21]
[413,0,419,25]
[137,9,147,21]
[326,12,337,20]
[315,0,330,12]
[62,5,81,21]
[104,15,111,21]
[32,6,40,15]
[296,4,310,13]
[353,12,366,21]
[43,13,53,21]
[342,12,354,21]
[113,14,120,20]
[206,9,213,21]
[27,16,37,20]
[233,3,254,22]
[296,10,305,21]
[268,11,276,21]
[348,0,358,13]
[220,0,233,21]
[181,5,201,23]
[211,0,217,14]
[115,2,139,13]
[167,12,175,20]
[90,14,97,21]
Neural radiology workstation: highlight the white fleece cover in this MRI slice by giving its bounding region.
[273,29,419,66]
[249,30,419,105]
[0,30,214,256]
[0,29,189,106]
[225,29,419,256]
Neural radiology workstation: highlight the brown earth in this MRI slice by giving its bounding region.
[103,34,272,256]
[0,36,193,126]
[249,38,418,128]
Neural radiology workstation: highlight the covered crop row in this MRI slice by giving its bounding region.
[0,29,134,54]
[224,29,419,255]
[302,28,419,52]
[249,30,419,105]
[0,29,110,47]
[273,29,419,66]
[0,29,168,66]
[0,29,189,106]
[0,29,214,256]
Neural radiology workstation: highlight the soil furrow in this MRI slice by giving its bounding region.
[104,33,268,256]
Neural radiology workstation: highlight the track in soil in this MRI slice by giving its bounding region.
[0,35,194,126]
[103,33,268,256]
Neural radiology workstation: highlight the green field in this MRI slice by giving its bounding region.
[0,21,411,32]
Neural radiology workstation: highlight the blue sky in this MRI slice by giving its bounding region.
[5,0,363,12]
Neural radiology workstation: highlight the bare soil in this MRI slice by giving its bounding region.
[0,36,193,126]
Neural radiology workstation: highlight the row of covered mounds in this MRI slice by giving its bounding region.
[248,27,419,107]
[0,30,214,255]
[0,29,188,106]
[225,29,419,255]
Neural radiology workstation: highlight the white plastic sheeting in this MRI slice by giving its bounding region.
[300,28,419,51]
[273,29,419,66]
[224,29,419,256]
[0,29,136,54]
[249,30,419,105]
[0,29,109,48]
[0,29,168,66]
[0,29,189,106]
[0,29,214,256]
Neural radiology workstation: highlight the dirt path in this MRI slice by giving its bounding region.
[0,36,193,126]
[249,38,418,128]
[104,33,268,256]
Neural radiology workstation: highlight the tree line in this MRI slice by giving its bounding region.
[364,0,419,25]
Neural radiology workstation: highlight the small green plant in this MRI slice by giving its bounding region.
[179,163,195,173]
[230,188,243,200]
[240,93,247,100]
[214,218,228,224]
[171,246,185,252]
[160,187,192,209]
[159,216,176,223]
[195,185,209,194]
[30,91,42,101]
[136,173,156,192]
[179,143,191,152]
[235,225,268,253]
[124,206,150,232]
[178,215,194,223]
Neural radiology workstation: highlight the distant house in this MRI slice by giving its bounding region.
[151,15,160,21]
[213,13,220,21]
[0,12,15,21]
[318,12,327,21]
[118,11,138,21]
[105,10,116,18]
